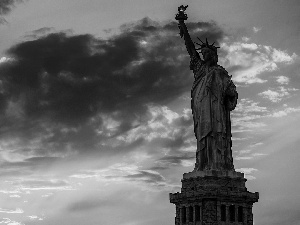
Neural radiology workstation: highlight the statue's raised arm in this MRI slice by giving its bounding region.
[175,5,199,59]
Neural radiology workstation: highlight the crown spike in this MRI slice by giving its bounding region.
[197,37,204,44]
[195,37,220,52]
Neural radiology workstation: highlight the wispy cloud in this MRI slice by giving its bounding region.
[276,75,289,85]
[220,41,297,84]
[259,86,298,102]
[235,156,253,160]
[0,218,24,225]
[27,215,44,221]
[8,178,75,191]
[269,106,300,117]
[70,162,172,190]
[9,194,20,198]
[231,98,268,133]
[0,208,24,214]
[253,27,261,33]
[234,140,267,161]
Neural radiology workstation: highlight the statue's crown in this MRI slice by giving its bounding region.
[195,38,220,53]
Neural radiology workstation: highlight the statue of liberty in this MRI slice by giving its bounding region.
[176,5,238,171]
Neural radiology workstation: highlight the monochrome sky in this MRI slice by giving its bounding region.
[0,0,300,225]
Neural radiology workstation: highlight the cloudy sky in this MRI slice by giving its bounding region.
[0,0,299,224]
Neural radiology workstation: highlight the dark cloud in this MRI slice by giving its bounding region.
[152,152,196,170]
[68,198,113,212]
[0,0,24,23]
[122,170,165,184]
[0,17,225,157]
[159,153,195,165]
[101,169,168,188]
[0,0,23,15]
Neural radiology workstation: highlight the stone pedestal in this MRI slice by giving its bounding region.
[169,170,259,225]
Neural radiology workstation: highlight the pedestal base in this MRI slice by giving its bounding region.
[169,171,259,225]
[183,169,245,179]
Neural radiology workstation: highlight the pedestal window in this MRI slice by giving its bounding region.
[188,206,193,222]
[181,206,186,223]
[229,205,235,222]
[238,206,243,222]
[221,204,226,221]
[195,205,200,221]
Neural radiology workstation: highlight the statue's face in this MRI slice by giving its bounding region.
[201,48,216,63]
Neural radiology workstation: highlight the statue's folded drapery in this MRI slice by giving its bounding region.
[190,55,238,171]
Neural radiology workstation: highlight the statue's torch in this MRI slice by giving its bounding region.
[175,5,188,38]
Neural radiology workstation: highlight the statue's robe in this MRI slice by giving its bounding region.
[190,55,238,171]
